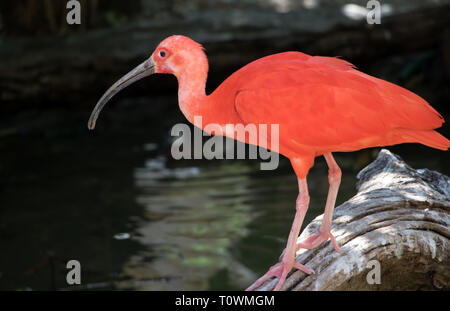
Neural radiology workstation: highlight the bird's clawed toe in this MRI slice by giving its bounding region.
[246,259,312,291]
[295,231,341,253]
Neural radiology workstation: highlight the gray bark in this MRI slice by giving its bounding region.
[253,149,450,291]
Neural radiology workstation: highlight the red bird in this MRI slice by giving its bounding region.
[88,35,449,291]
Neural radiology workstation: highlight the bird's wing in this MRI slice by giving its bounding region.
[234,85,385,149]
[233,58,443,150]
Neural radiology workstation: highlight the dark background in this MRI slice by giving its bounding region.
[0,0,449,290]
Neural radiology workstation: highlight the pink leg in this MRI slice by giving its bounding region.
[246,178,314,291]
[296,153,342,252]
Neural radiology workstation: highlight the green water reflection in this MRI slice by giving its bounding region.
[0,103,447,290]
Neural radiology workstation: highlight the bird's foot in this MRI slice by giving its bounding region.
[296,230,342,253]
[246,256,313,291]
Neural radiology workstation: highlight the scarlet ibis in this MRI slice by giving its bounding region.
[88,35,449,291]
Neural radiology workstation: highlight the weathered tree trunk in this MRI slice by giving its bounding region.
[1,4,450,110]
[253,149,450,291]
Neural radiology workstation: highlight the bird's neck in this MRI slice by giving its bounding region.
[176,52,209,124]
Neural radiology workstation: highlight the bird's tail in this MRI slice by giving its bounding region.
[395,129,450,151]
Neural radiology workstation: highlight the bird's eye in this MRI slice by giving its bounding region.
[159,50,166,58]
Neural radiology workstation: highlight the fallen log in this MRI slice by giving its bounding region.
[253,149,450,291]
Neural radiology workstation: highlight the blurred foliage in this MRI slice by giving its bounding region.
[3,0,448,37]
[0,0,386,37]
[0,0,141,36]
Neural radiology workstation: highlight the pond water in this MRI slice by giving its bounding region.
[0,96,448,290]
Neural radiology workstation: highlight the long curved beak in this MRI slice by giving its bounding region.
[88,58,155,130]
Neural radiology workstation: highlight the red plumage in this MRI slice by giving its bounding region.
[89,36,449,291]
[209,52,448,158]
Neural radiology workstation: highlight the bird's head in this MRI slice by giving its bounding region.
[152,35,207,75]
[88,35,207,130]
